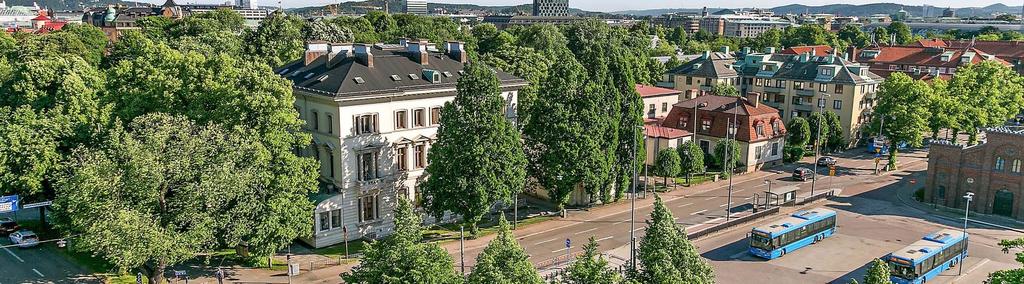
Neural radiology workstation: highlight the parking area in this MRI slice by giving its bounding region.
[694,195,1021,284]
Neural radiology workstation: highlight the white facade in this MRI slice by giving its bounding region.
[405,0,428,15]
[297,87,519,248]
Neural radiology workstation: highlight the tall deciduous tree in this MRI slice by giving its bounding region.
[713,139,741,174]
[788,117,811,147]
[808,112,830,151]
[0,106,60,198]
[343,197,462,284]
[711,83,739,97]
[824,111,845,152]
[633,195,714,284]
[655,148,681,188]
[871,72,932,170]
[560,237,623,284]
[926,79,964,140]
[948,61,1024,144]
[53,114,288,284]
[838,24,871,48]
[524,55,597,211]
[678,141,705,184]
[863,258,893,284]
[244,10,305,67]
[887,22,913,45]
[421,62,527,235]
[466,216,542,284]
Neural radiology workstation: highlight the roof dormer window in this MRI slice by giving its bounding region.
[390,75,402,81]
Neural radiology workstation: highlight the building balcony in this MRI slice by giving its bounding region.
[791,103,813,112]
[764,86,784,93]
[794,89,815,97]
[699,85,713,92]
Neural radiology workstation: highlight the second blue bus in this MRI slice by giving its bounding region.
[886,229,968,284]
[748,207,837,259]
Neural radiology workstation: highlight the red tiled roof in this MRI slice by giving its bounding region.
[635,84,681,98]
[945,40,1024,60]
[914,39,947,48]
[645,124,691,139]
[662,94,787,142]
[858,46,1009,69]
[782,45,834,55]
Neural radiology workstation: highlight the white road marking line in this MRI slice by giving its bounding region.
[952,258,990,282]
[551,247,569,253]
[678,202,694,208]
[32,269,43,277]
[2,247,24,263]
[704,197,717,201]
[719,203,727,207]
[633,227,645,232]
[574,228,598,235]
[745,196,754,200]
[691,209,708,215]
[729,250,748,259]
[612,220,627,225]
[595,236,614,242]
[533,238,560,246]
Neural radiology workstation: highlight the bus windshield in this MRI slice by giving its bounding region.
[888,262,917,280]
[750,232,774,250]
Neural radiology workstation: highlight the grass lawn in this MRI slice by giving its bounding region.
[310,240,369,259]
[427,215,556,244]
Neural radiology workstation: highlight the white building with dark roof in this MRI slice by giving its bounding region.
[276,40,526,247]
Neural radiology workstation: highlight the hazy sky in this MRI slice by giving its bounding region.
[157,0,1019,11]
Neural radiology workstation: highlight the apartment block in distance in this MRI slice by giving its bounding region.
[533,0,569,17]
[276,40,526,247]
[405,0,427,15]
[668,46,883,148]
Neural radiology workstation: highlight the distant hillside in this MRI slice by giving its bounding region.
[287,0,606,18]
[614,3,1024,18]
[6,0,135,11]
[769,3,1022,18]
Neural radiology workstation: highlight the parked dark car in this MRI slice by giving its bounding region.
[793,167,815,181]
[817,156,837,166]
[0,217,19,235]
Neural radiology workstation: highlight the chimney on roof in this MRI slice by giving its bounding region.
[326,43,353,68]
[746,92,760,108]
[354,43,373,68]
[446,41,467,63]
[399,38,409,47]
[764,47,776,54]
[846,46,858,61]
[721,46,730,54]
[304,41,329,66]
[702,50,710,59]
[408,39,428,65]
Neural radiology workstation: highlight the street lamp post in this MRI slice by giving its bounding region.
[764,179,773,208]
[959,191,974,275]
[726,102,738,221]
[811,94,831,197]
[629,123,640,271]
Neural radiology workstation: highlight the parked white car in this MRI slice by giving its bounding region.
[9,230,39,248]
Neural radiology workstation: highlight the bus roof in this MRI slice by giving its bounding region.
[889,229,966,264]
[752,208,837,237]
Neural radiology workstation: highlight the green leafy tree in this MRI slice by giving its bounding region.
[926,79,964,140]
[560,237,623,284]
[747,28,782,50]
[330,16,379,43]
[873,27,890,45]
[364,11,397,37]
[713,139,741,174]
[244,11,305,67]
[664,55,683,70]
[421,63,527,235]
[655,148,681,188]
[887,22,913,45]
[824,111,845,151]
[343,197,462,284]
[711,83,739,97]
[466,216,543,284]
[302,19,354,43]
[808,112,830,151]
[53,114,299,284]
[678,141,705,184]
[480,45,551,129]
[871,72,932,170]
[0,106,60,198]
[988,237,1024,283]
[782,24,841,48]
[633,195,714,284]
[948,61,1024,144]
[863,258,893,284]
[787,117,811,147]
[838,24,871,48]
[524,55,600,211]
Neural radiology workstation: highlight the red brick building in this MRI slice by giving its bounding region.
[926,128,1024,221]
[661,93,787,172]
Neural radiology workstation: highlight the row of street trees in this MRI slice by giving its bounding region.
[344,195,714,284]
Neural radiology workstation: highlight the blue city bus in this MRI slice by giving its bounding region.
[748,208,837,259]
[886,229,968,284]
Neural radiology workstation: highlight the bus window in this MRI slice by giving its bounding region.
[889,263,917,280]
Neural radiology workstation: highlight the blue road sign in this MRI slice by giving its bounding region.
[565,238,571,248]
[0,195,18,214]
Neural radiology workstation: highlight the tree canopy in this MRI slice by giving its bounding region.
[633,195,714,283]
[466,216,543,284]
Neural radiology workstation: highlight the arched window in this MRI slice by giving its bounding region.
[995,156,1006,171]
[1013,159,1022,173]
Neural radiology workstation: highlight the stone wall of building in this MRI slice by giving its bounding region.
[926,128,1024,221]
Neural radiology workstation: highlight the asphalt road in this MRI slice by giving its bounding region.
[0,214,97,284]
[445,147,925,272]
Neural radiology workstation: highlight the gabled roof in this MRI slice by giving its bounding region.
[672,94,778,117]
[635,84,681,98]
[735,53,883,84]
[276,47,527,98]
[781,45,833,55]
[644,124,691,139]
[667,52,738,78]
[857,46,1007,68]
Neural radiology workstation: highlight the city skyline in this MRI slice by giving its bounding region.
[135,0,1024,11]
